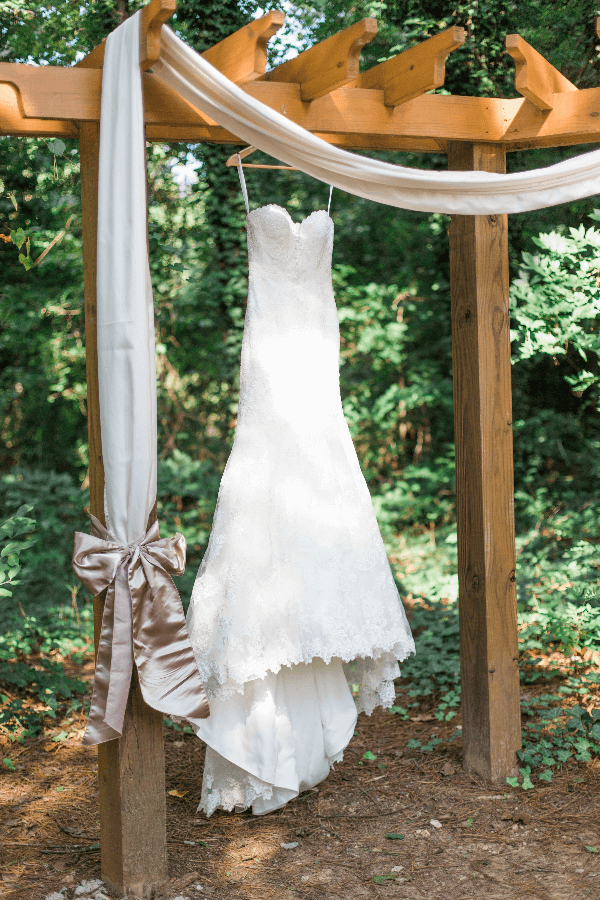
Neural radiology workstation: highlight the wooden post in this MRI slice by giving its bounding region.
[80,121,168,898]
[447,141,521,781]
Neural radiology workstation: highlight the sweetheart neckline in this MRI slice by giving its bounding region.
[247,204,333,227]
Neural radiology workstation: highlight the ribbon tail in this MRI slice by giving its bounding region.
[82,581,121,745]
[82,563,135,746]
[131,557,209,722]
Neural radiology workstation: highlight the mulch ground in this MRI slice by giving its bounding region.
[2,670,600,900]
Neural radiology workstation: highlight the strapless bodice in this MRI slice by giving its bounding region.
[246,205,333,287]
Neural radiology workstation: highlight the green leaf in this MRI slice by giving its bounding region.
[374,874,397,884]
[12,228,26,250]
[538,770,553,782]
[385,833,404,840]
[586,846,598,853]
[52,730,69,742]
[521,773,535,790]
[48,139,66,156]
[362,750,377,761]
[506,777,520,787]
[3,757,15,770]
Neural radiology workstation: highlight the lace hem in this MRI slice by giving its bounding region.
[344,653,401,716]
[199,744,345,817]
[201,748,275,817]
[195,636,414,703]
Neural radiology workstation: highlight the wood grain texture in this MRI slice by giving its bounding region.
[202,10,285,84]
[447,141,521,782]
[140,0,177,71]
[350,26,465,106]
[3,62,600,150]
[98,670,166,899]
[506,34,577,110]
[258,17,377,100]
[75,0,176,71]
[0,84,78,136]
[79,122,167,898]
[79,120,105,656]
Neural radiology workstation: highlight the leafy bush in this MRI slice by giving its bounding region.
[511,217,600,414]
[0,503,36,600]
[0,468,89,624]
[0,603,92,741]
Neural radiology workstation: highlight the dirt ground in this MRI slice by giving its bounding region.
[2,673,600,900]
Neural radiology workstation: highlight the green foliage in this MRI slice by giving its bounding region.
[157,450,222,605]
[511,216,600,415]
[0,469,89,623]
[0,504,36,599]
[0,603,91,741]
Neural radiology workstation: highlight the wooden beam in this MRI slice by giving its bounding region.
[202,10,285,84]
[506,34,577,110]
[0,84,78,137]
[140,0,177,70]
[349,26,465,106]
[76,0,176,71]
[258,17,378,101]
[2,61,600,150]
[447,141,521,782]
[79,121,168,899]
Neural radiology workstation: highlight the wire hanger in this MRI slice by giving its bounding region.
[225,145,296,170]
[228,146,334,216]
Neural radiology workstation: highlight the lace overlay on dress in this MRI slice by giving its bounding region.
[186,204,415,816]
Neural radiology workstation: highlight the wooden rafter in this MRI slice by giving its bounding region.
[258,17,378,101]
[349,26,465,106]
[0,84,77,137]
[1,9,599,151]
[506,34,577,110]
[3,61,600,152]
[202,10,285,84]
[76,0,176,70]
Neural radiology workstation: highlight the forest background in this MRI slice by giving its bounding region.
[1,0,600,783]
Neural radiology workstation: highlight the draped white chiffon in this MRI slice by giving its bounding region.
[154,25,600,216]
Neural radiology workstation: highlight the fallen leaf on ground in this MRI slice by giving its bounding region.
[280,841,299,850]
[512,810,532,825]
[168,789,188,798]
[441,762,455,776]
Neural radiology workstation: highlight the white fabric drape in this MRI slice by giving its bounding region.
[84,11,210,747]
[154,25,600,216]
[97,10,156,545]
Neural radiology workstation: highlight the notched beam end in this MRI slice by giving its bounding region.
[259,17,378,102]
[0,83,78,137]
[202,10,286,85]
[75,0,176,71]
[354,26,465,107]
[140,0,177,71]
[506,34,577,111]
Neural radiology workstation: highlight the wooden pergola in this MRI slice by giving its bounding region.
[2,1,598,895]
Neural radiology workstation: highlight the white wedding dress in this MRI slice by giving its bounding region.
[186,175,415,815]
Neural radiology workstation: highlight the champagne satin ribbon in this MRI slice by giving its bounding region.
[72,514,209,745]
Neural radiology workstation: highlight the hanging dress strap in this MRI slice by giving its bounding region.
[236,154,250,215]
[327,184,333,216]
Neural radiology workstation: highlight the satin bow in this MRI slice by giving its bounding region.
[72,514,209,745]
